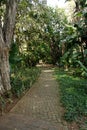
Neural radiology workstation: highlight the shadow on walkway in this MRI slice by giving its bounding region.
[0,67,68,130]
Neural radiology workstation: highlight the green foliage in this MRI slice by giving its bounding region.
[9,42,24,73]
[77,61,87,72]
[55,68,87,122]
[11,67,41,97]
[14,0,67,65]
[75,61,87,78]
[59,0,87,73]
[0,0,6,4]
[9,42,21,63]
[0,0,6,19]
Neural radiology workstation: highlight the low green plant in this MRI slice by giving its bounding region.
[11,67,41,97]
[55,68,87,123]
[77,61,87,78]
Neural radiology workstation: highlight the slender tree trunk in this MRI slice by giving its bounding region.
[0,0,18,93]
[62,43,65,56]
[62,43,68,70]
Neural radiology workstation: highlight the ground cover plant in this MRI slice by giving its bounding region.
[55,68,87,129]
[11,67,41,97]
[0,67,41,114]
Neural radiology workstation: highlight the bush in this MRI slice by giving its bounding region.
[11,67,41,97]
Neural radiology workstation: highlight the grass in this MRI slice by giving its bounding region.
[55,68,87,129]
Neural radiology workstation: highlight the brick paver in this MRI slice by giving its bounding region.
[0,68,68,130]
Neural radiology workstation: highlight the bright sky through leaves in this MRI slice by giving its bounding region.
[47,0,65,8]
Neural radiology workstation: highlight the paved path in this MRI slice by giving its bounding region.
[0,68,68,130]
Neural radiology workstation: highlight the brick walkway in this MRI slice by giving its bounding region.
[0,68,68,130]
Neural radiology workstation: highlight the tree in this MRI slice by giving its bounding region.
[36,7,67,64]
[0,0,18,93]
[59,0,87,73]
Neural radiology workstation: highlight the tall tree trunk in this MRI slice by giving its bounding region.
[0,28,11,93]
[0,0,18,93]
[0,47,11,92]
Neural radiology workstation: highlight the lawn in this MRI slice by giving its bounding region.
[55,68,87,130]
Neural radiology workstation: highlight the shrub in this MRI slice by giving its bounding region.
[11,67,41,97]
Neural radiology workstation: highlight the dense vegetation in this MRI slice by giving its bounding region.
[0,0,87,128]
[54,1,87,128]
[1,0,87,80]
[11,67,41,98]
[59,0,87,77]
[55,68,87,129]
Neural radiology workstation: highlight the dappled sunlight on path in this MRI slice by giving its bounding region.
[0,67,69,130]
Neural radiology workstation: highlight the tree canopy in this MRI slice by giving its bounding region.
[0,0,87,128]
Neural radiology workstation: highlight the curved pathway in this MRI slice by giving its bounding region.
[0,68,68,130]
